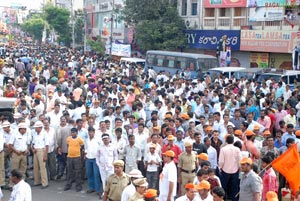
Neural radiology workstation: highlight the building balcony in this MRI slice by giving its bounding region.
[232,16,247,27]
[217,17,231,28]
[203,17,216,29]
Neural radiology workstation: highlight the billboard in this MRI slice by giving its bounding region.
[249,7,284,21]
[240,30,298,53]
[204,0,247,8]
[247,0,286,7]
[185,30,240,51]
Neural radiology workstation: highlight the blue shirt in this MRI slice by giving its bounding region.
[281,132,296,146]
[174,139,185,152]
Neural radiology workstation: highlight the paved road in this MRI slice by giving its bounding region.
[2,179,102,201]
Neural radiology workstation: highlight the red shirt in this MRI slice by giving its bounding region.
[161,144,182,164]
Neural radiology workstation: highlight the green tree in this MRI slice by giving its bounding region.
[21,15,45,43]
[44,5,71,46]
[87,36,105,55]
[122,0,185,51]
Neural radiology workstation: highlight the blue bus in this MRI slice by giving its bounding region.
[144,50,218,79]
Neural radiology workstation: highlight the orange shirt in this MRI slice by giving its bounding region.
[66,136,84,158]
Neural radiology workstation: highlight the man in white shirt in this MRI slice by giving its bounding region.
[8,169,32,201]
[96,133,117,192]
[85,127,101,197]
[203,137,218,170]
[133,123,148,175]
[31,121,49,189]
[43,118,57,181]
[47,104,62,129]
[159,150,177,201]
[9,123,31,186]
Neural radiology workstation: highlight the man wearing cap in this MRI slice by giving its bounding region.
[103,160,130,201]
[145,143,161,189]
[159,150,177,201]
[176,183,198,201]
[244,130,260,161]
[161,135,182,164]
[239,157,262,201]
[31,121,49,189]
[8,123,31,185]
[129,178,148,201]
[178,141,198,195]
[121,169,143,201]
[64,127,84,192]
[1,121,12,186]
[196,180,213,201]
[96,133,117,192]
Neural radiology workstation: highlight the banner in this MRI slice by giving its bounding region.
[247,0,286,7]
[240,30,298,53]
[111,43,131,57]
[250,52,269,67]
[249,7,284,21]
[185,30,240,51]
[204,0,247,8]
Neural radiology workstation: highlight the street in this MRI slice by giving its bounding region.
[2,180,102,201]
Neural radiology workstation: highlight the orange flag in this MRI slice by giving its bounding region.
[271,143,300,194]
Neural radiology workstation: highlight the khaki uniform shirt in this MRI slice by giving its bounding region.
[105,172,130,201]
[178,152,197,172]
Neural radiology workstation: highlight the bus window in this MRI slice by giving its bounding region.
[176,57,187,70]
[165,56,176,68]
[147,54,155,65]
[187,59,197,70]
[157,55,165,67]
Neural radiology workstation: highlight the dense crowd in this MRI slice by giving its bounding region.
[0,44,300,201]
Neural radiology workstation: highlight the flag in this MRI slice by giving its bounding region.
[272,143,300,194]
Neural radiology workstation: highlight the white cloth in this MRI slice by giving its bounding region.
[145,152,161,172]
[159,161,177,197]
[8,180,32,201]
[43,128,56,153]
[32,130,49,149]
[121,183,136,201]
[207,146,218,169]
[85,136,101,159]
[9,131,31,152]
[176,194,201,201]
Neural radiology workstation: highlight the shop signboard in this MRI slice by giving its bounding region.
[240,30,298,53]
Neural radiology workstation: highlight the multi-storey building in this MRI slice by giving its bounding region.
[178,0,300,69]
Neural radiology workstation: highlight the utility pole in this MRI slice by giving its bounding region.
[109,0,114,58]
[71,0,75,49]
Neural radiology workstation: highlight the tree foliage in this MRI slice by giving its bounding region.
[122,0,185,51]
[21,15,45,42]
[87,36,105,55]
[44,5,71,46]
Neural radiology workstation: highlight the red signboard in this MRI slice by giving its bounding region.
[204,0,247,8]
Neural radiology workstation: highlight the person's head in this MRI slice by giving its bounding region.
[212,187,226,201]
[133,178,148,194]
[113,160,124,175]
[128,134,135,145]
[163,150,175,163]
[286,137,295,148]
[226,134,234,144]
[196,169,209,182]
[185,183,197,200]
[70,127,78,138]
[194,132,201,143]
[200,160,211,170]
[287,124,294,133]
[10,169,23,184]
[261,155,273,169]
[239,157,253,173]
[18,123,27,134]
[197,180,211,197]
[33,121,43,133]
[88,126,95,139]
[184,141,193,154]
[208,168,215,179]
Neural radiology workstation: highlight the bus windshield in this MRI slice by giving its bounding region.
[145,51,217,79]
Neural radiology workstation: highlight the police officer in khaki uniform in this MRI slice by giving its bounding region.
[129,178,148,201]
[177,141,198,195]
[103,160,130,201]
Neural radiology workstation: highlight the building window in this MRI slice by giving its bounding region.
[191,3,197,15]
[205,8,215,17]
[219,8,226,17]
[181,0,187,16]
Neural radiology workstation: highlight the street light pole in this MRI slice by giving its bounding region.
[109,0,114,58]
[71,0,75,49]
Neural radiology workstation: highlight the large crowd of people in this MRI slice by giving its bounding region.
[0,44,300,201]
